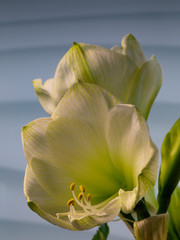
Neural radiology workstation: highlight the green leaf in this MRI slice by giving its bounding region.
[158,118,180,213]
[92,223,109,240]
[168,186,180,239]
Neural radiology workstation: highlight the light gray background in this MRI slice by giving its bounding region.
[0,0,180,239]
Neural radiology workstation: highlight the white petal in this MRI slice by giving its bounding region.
[33,78,56,115]
[21,118,51,163]
[53,43,137,105]
[24,165,77,230]
[120,33,146,67]
[67,197,121,230]
[106,104,159,213]
[126,56,162,119]
[23,83,121,202]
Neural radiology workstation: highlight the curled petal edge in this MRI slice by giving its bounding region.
[57,196,121,230]
[27,196,121,231]
[119,140,159,214]
[33,78,56,115]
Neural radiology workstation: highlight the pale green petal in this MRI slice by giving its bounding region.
[119,143,158,214]
[106,104,157,187]
[132,139,159,211]
[168,186,180,238]
[26,160,121,231]
[27,201,77,231]
[134,214,169,240]
[23,82,159,230]
[53,42,137,105]
[28,114,121,201]
[106,104,159,212]
[24,164,70,213]
[144,187,158,215]
[25,160,121,231]
[126,56,162,119]
[24,165,77,230]
[23,83,121,200]
[120,33,146,67]
[24,165,62,214]
[33,34,161,119]
[33,78,56,115]
[21,118,52,164]
[52,81,118,126]
[69,197,121,230]
[111,45,122,54]
[158,118,180,213]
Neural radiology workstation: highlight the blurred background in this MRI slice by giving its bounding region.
[0,0,180,239]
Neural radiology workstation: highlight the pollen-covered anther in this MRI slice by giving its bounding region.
[70,183,75,191]
[87,193,91,202]
[78,192,83,201]
[79,185,85,192]
[67,198,75,207]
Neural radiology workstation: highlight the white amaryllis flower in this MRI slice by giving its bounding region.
[22,82,158,230]
[33,34,162,119]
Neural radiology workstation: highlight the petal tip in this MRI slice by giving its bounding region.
[73,41,78,46]
[21,125,29,135]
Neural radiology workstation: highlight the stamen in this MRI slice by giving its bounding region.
[70,183,75,191]
[70,186,90,212]
[65,183,101,218]
[87,193,91,202]
[70,204,76,216]
[67,198,75,207]
[57,183,107,221]
[79,185,85,192]
[78,192,83,201]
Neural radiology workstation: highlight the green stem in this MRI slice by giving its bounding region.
[157,194,170,214]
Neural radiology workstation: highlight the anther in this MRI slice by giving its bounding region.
[79,185,85,192]
[70,183,75,191]
[67,198,75,206]
[87,193,91,202]
[78,192,83,200]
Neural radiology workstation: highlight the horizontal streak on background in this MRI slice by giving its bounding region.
[0,219,130,240]
[1,11,180,26]
[1,13,180,51]
[0,45,180,103]
[1,0,180,23]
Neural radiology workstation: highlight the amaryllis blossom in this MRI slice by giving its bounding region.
[22,82,158,230]
[33,34,162,119]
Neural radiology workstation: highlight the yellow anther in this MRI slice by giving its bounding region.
[70,183,75,191]
[67,198,75,207]
[78,192,83,200]
[79,185,85,192]
[87,193,91,202]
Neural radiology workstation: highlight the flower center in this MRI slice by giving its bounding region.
[63,183,104,221]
